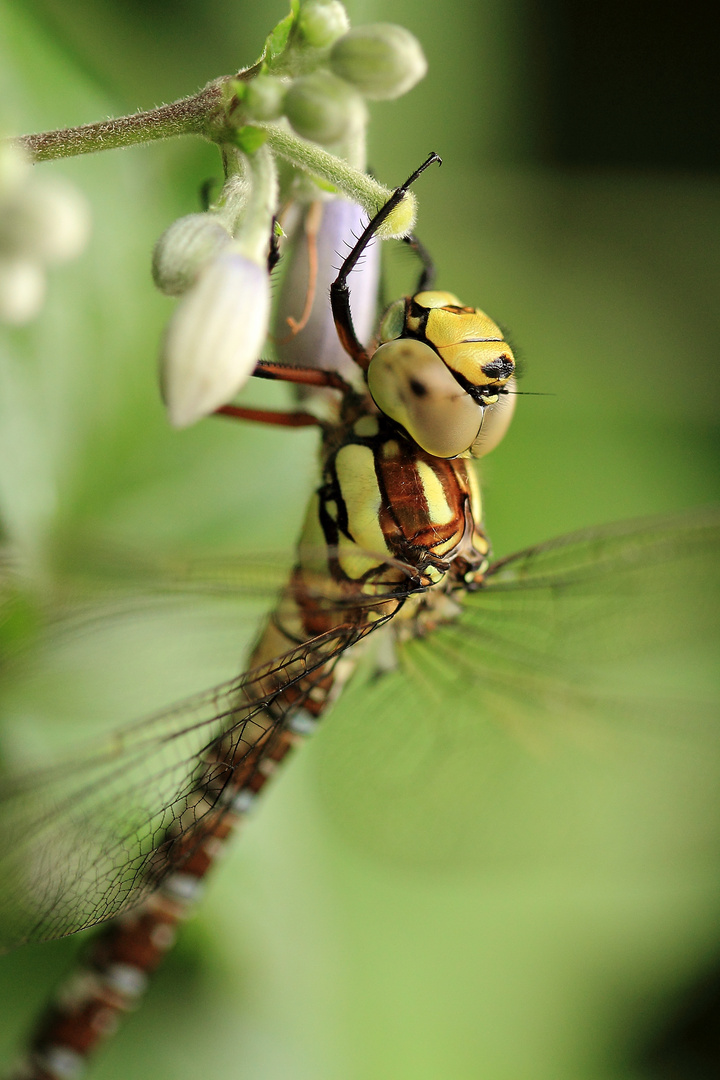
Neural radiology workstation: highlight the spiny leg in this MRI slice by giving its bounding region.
[252,361,352,394]
[330,152,442,371]
[403,232,436,293]
[216,405,321,429]
[214,362,352,428]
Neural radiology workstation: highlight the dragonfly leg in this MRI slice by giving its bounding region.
[214,363,354,428]
[403,232,436,293]
[252,360,353,393]
[268,222,281,273]
[215,404,322,428]
[330,152,442,371]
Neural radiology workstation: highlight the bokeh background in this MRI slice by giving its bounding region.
[1,1,719,1077]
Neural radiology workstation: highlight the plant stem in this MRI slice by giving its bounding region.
[14,84,225,163]
[260,124,391,214]
[10,80,415,240]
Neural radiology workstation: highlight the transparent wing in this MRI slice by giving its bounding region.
[312,508,720,866]
[0,600,380,951]
[1,511,718,943]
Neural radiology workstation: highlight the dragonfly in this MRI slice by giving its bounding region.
[1,154,719,1080]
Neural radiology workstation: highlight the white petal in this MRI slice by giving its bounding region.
[161,251,270,429]
[0,257,46,325]
[26,181,91,264]
[0,142,30,197]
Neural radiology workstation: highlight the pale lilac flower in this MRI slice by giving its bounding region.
[275,199,380,380]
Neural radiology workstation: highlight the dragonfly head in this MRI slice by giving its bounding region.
[367,290,516,458]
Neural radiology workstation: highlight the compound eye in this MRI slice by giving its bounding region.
[469,378,517,457]
[367,339,482,458]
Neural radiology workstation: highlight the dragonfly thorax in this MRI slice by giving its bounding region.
[294,410,490,637]
[367,290,517,459]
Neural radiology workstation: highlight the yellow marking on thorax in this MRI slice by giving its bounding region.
[336,531,383,581]
[334,443,389,579]
[431,534,461,558]
[415,460,455,527]
[466,462,483,522]
[353,415,379,438]
[298,493,328,576]
[382,439,401,459]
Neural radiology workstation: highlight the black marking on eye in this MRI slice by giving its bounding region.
[481,354,514,380]
[409,378,427,397]
[452,368,511,404]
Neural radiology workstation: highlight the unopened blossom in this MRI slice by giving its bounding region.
[330,24,428,100]
[283,71,367,145]
[0,141,90,325]
[0,257,45,325]
[298,1,350,49]
[152,213,234,297]
[244,76,287,123]
[160,249,270,428]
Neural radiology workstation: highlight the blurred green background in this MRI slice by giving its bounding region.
[1,1,719,1078]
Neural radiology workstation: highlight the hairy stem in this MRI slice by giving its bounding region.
[14,84,226,162]
[259,124,391,213]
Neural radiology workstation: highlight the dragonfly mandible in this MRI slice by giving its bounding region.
[1,155,719,1080]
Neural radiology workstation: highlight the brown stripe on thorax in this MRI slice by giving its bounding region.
[375,435,472,560]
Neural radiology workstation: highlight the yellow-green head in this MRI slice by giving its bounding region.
[367,290,516,459]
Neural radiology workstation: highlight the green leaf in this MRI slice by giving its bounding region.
[259,3,298,68]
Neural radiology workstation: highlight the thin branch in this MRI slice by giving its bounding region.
[14,83,227,163]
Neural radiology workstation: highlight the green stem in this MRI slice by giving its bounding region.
[220,145,278,264]
[259,124,392,214]
[11,76,415,238]
[14,84,225,162]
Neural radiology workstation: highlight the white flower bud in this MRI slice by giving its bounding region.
[298,1,350,49]
[244,75,287,122]
[0,142,29,196]
[18,180,91,264]
[0,141,90,324]
[152,213,234,296]
[160,250,270,428]
[284,71,367,145]
[0,256,46,325]
[330,24,428,100]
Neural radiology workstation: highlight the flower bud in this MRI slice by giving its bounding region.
[0,256,46,325]
[0,141,90,324]
[284,71,367,145]
[152,213,234,296]
[160,250,270,428]
[17,181,91,264]
[298,1,350,49]
[330,24,427,100]
[244,75,286,122]
[0,142,29,196]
